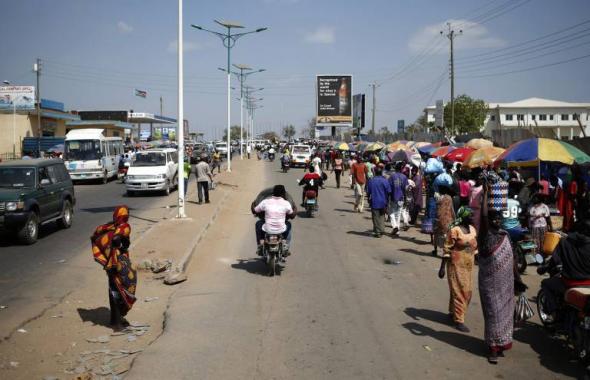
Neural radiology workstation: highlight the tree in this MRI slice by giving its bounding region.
[378,126,394,143]
[261,131,279,142]
[443,94,488,136]
[300,118,316,139]
[282,125,296,141]
[222,125,242,142]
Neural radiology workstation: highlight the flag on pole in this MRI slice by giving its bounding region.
[135,89,147,98]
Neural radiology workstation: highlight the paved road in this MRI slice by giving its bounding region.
[0,178,180,339]
[125,162,581,379]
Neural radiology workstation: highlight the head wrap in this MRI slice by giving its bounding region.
[450,206,473,229]
[113,205,129,225]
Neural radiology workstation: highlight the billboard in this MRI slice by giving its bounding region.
[0,86,35,110]
[316,75,352,126]
[79,111,128,122]
[352,94,365,132]
[397,120,405,134]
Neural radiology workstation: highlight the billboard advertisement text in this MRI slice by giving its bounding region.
[0,86,36,110]
[316,75,352,126]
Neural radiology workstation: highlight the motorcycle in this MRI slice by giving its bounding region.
[304,189,318,218]
[537,260,590,364]
[268,152,275,161]
[281,158,290,173]
[262,232,286,276]
[508,228,543,273]
[118,161,131,183]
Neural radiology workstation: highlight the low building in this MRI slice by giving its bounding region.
[424,97,590,145]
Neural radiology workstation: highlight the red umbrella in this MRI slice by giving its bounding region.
[431,146,456,157]
[445,147,475,162]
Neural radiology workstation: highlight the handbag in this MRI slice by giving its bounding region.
[514,293,534,322]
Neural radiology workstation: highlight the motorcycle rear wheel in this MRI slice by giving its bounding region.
[267,255,276,277]
[537,288,555,327]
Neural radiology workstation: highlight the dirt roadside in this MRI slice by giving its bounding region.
[0,157,262,380]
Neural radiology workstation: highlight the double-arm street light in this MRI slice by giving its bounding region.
[245,95,264,145]
[219,64,265,159]
[191,20,267,172]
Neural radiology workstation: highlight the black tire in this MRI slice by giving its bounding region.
[173,175,178,191]
[127,190,135,197]
[537,288,554,327]
[517,248,527,274]
[163,180,171,196]
[57,200,73,229]
[18,212,39,245]
[306,207,312,218]
[102,171,108,184]
[267,255,276,277]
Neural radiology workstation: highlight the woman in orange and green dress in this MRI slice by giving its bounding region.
[91,205,137,330]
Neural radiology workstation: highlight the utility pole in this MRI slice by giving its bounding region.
[370,83,377,135]
[442,23,462,137]
[34,58,41,156]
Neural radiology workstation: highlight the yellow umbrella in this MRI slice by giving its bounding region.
[466,138,493,150]
[386,142,404,152]
[464,146,505,168]
[334,142,350,151]
[366,142,385,152]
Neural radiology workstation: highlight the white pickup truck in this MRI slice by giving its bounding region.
[290,145,312,168]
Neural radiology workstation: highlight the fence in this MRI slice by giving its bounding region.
[0,152,21,161]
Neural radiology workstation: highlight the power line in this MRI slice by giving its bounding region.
[457,52,590,78]
[462,0,532,29]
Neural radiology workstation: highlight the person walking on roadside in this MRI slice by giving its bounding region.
[410,167,423,225]
[433,186,455,256]
[351,156,368,212]
[438,206,478,333]
[246,144,252,159]
[91,206,136,331]
[367,165,391,238]
[195,155,214,204]
[332,153,344,189]
[183,158,191,197]
[388,162,409,236]
[212,151,222,174]
[477,184,525,364]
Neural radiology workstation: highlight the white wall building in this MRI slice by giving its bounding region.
[424,97,590,141]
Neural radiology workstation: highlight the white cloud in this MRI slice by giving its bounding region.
[167,40,202,53]
[408,19,506,53]
[304,26,335,44]
[117,21,133,33]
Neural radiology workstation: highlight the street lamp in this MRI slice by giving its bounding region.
[243,87,264,147]
[245,96,263,145]
[191,21,267,172]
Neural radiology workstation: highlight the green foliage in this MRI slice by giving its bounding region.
[282,125,296,140]
[261,131,279,142]
[443,94,488,135]
[222,125,242,141]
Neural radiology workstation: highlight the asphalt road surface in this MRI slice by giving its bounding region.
[0,177,180,339]
[128,160,581,380]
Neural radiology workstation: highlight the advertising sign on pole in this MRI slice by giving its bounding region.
[352,94,365,132]
[397,119,405,134]
[0,86,36,110]
[316,75,352,126]
[435,100,444,130]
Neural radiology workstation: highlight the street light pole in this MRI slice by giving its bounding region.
[191,21,267,172]
[176,0,186,218]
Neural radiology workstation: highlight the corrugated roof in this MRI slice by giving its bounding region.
[65,120,133,129]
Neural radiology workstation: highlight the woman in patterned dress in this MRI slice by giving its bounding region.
[432,186,455,256]
[438,207,478,332]
[528,194,553,257]
[91,205,137,330]
[478,185,521,364]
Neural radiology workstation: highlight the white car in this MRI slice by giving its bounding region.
[291,145,312,168]
[215,142,229,157]
[125,148,179,196]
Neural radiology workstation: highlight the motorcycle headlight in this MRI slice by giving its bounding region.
[6,201,24,211]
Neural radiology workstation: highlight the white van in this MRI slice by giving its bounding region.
[291,145,312,167]
[125,148,179,196]
[64,129,123,183]
[214,141,229,157]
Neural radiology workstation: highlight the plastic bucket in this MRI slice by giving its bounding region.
[543,232,561,255]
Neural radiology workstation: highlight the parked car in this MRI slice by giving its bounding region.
[214,142,229,157]
[125,148,179,196]
[291,145,313,168]
[0,159,76,244]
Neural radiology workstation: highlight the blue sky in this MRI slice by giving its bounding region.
[1,0,589,139]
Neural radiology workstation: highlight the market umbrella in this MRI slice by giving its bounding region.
[444,147,476,163]
[417,144,438,154]
[365,142,385,152]
[48,143,64,153]
[464,146,506,168]
[494,137,590,166]
[355,142,368,152]
[334,142,350,151]
[431,145,456,157]
[414,142,431,149]
[388,149,422,167]
[386,142,405,152]
[466,138,493,150]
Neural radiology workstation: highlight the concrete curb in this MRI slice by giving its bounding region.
[176,188,232,274]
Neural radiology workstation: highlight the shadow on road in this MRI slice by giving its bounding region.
[334,208,357,213]
[397,235,432,246]
[402,321,485,357]
[77,307,112,328]
[399,247,437,258]
[404,307,451,325]
[231,258,274,276]
[513,322,583,378]
[346,230,374,238]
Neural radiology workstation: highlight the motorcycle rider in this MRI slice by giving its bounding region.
[281,152,290,171]
[539,219,590,316]
[268,146,276,161]
[299,165,323,207]
[251,185,297,256]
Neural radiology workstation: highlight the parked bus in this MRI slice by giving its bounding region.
[63,129,123,183]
